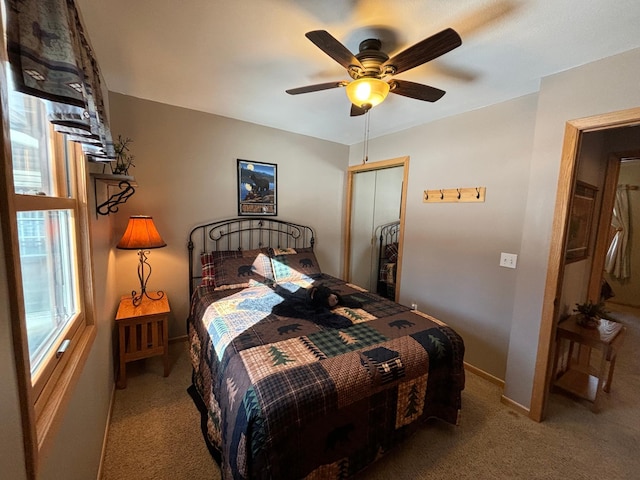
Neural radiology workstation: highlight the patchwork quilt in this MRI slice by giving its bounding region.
[188,274,465,479]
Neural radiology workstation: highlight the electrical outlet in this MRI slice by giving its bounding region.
[500,252,518,269]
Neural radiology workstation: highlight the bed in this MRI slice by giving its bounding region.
[187,218,465,480]
[375,221,400,301]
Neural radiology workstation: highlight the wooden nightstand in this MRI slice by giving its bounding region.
[115,292,170,388]
[553,314,625,412]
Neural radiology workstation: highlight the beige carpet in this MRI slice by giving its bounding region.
[101,305,639,479]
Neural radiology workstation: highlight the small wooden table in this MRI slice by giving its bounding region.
[115,293,170,388]
[553,314,625,412]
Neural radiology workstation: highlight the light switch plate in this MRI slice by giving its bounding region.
[500,252,518,269]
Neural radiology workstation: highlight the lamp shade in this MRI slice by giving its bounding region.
[116,215,167,250]
[345,77,390,109]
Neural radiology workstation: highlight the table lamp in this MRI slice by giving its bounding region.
[117,215,167,306]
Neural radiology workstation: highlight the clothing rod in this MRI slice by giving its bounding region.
[618,184,638,190]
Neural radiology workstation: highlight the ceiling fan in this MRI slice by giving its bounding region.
[286,28,462,116]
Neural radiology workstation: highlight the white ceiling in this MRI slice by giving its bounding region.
[75,0,640,146]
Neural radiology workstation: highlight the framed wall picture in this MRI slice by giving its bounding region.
[237,159,277,216]
[565,180,598,263]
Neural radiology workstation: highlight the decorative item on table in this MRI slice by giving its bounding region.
[573,300,610,328]
[117,216,167,306]
[112,135,135,175]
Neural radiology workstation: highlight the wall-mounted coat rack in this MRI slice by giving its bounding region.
[423,186,486,203]
[92,173,137,216]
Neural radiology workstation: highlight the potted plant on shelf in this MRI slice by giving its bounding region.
[112,135,135,176]
[573,300,610,328]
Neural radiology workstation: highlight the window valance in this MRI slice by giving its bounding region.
[6,0,114,160]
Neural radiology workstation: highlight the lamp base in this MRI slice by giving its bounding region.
[130,249,164,306]
[131,289,165,307]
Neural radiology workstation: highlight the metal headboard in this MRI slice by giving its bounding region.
[188,217,315,297]
[375,220,400,297]
[376,220,400,258]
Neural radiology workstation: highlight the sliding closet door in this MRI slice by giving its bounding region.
[349,165,404,292]
[350,170,376,289]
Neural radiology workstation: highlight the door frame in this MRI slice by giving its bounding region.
[529,107,640,421]
[343,156,409,300]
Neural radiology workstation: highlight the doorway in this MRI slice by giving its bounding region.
[530,107,640,421]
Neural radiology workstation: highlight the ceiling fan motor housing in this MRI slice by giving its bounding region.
[350,38,389,80]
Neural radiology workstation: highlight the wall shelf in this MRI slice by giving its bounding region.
[92,173,137,216]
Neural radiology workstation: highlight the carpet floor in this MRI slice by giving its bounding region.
[100,304,639,479]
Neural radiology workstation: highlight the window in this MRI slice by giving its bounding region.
[10,86,82,383]
[1,61,96,469]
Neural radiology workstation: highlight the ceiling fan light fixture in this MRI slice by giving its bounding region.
[345,77,390,109]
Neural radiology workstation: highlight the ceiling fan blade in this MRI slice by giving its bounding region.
[350,104,368,117]
[305,30,364,70]
[383,28,462,75]
[390,80,446,102]
[286,81,346,95]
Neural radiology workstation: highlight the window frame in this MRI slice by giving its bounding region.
[1,53,97,478]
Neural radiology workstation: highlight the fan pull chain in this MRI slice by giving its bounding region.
[362,110,371,164]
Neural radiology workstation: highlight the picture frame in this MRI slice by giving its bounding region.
[565,180,598,263]
[237,159,277,216]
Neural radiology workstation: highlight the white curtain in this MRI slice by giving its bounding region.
[605,186,631,279]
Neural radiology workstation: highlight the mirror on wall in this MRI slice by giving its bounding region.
[344,157,408,301]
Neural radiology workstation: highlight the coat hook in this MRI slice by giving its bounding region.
[457,188,461,199]
[425,190,429,200]
[440,189,444,200]
[476,187,480,199]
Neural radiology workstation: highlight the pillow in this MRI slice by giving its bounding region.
[379,262,396,284]
[214,279,263,291]
[200,252,215,286]
[270,247,322,283]
[270,247,297,256]
[212,248,274,288]
[385,242,399,263]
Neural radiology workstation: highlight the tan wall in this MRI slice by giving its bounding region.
[349,94,538,380]
[505,47,640,406]
[107,94,350,338]
[348,47,640,407]
[0,223,28,479]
